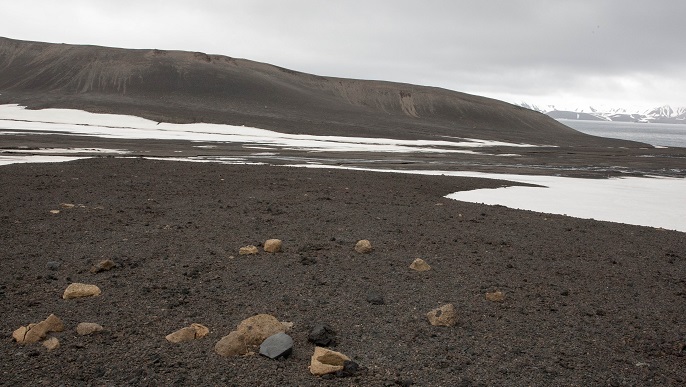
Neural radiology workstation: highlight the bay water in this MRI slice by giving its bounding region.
[558,119,686,148]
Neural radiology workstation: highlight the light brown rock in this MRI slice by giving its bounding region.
[76,322,104,336]
[214,314,286,357]
[263,239,282,253]
[485,291,505,302]
[49,210,60,214]
[409,258,431,271]
[239,245,259,255]
[281,321,294,331]
[166,323,210,343]
[63,283,101,299]
[91,259,116,273]
[309,347,351,376]
[354,239,373,253]
[236,314,286,345]
[215,330,249,357]
[60,203,75,209]
[43,337,60,351]
[12,314,65,344]
[427,303,458,327]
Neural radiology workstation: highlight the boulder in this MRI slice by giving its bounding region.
[309,347,351,376]
[43,337,60,351]
[12,314,65,344]
[264,239,282,253]
[236,314,286,345]
[215,331,249,357]
[409,258,431,271]
[426,304,458,327]
[354,239,373,254]
[165,323,209,343]
[259,332,293,359]
[91,259,117,273]
[239,245,259,255]
[485,291,505,302]
[76,322,104,336]
[215,314,286,357]
[63,283,101,299]
[307,324,337,346]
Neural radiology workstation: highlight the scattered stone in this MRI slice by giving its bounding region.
[264,239,283,253]
[46,261,61,271]
[354,239,373,254]
[427,304,458,327]
[13,314,65,344]
[236,314,286,345]
[259,332,293,359]
[281,321,294,331]
[485,291,505,302]
[60,203,75,209]
[76,322,104,336]
[239,245,259,255]
[215,330,249,357]
[63,283,101,299]
[409,258,431,271]
[91,259,116,273]
[308,324,337,346]
[335,360,360,378]
[215,314,286,357]
[395,378,414,386]
[43,337,60,351]
[165,323,209,343]
[49,210,60,214]
[366,291,385,305]
[309,347,351,376]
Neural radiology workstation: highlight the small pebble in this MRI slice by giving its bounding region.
[46,261,61,271]
[366,291,385,305]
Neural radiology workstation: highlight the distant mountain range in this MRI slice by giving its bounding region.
[519,103,686,124]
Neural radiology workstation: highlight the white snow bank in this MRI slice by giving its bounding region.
[0,104,542,153]
[286,165,686,233]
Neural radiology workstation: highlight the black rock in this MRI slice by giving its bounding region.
[335,360,360,378]
[366,291,385,305]
[308,324,337,346]
[46,261,61,271]
[259,332,293,359]
[300,256,317,265]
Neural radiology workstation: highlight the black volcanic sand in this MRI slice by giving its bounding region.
[1,158,685,386]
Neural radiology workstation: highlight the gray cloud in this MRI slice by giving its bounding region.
[1,0,683,108]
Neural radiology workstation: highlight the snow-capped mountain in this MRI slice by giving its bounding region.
[519,103,686,124]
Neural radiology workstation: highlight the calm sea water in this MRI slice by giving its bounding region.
[558,119,686,148]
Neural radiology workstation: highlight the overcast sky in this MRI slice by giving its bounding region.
[2,0,683,110]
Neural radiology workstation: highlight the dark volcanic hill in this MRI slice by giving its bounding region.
[0,37,622,146]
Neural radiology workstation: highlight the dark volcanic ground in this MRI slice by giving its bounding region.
[2,130,686,179]
[1,158,685,386]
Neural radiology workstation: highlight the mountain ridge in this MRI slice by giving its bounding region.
[519,102,686,124]
[0,36,636,147]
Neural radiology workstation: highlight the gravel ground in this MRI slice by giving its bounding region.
[1,158,684,386]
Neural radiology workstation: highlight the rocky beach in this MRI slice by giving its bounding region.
[1,157,685,385]
[1,37,685,385]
